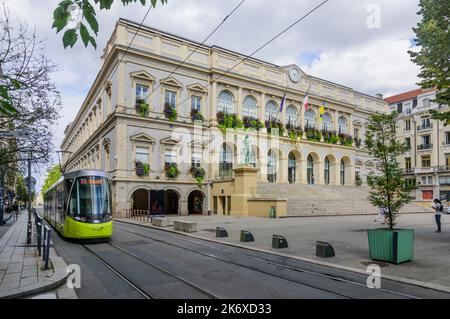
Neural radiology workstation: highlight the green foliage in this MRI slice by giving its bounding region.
[265,119,284,136]
[15,174,28,204]
[305,127,321,142]
[190,167,205,187]
[339,133,354,147]
[166,163,180,179]
[408,0,450,108]
[365,112,416,229]
[163,102,177,122]
[430,109,450,126]
[41,165,62,197]
[287,127,303,141]
[322,130,339,144]
[53,0,168,49]
[135,99,149,117]
[217,112,243,133]
[135,161,150,176]
[191,109,204,122]
[0,77,21,115]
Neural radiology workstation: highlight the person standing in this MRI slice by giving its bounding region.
[374,206,386,224]
[432,199,443,233]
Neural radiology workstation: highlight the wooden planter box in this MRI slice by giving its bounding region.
[367,228,414,264]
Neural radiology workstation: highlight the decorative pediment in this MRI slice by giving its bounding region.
[130,133,156,144]
[130,71,155,82]
[188,140,207,149]
[187,83,207,93]
[160,77,183,88]
[160,136,181,146]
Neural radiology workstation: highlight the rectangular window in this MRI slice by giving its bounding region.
[135,147,149,164]
[422,117,431,128]
[421,176,433,185]
[439,176,450,186]
[445,132,450,145]
[164,149,177,164]
[165,90,176,107]
[136,84,148,102]
[354,128,359,139]
[405,137,411,149]
[191,152,201,168]
[191,96,201,112]
[405,119,411,131]
[412,99,418,108]
[422,135,431,145]
[446,155,450,168]
[421,155,431,168]
[397,103,403,113]
[405,157,411,170]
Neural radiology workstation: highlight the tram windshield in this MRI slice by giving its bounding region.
[68,176,112,222]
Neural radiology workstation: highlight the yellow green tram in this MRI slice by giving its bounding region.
[44,170,113,240]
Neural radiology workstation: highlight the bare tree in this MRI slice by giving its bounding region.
[0,5,62,170]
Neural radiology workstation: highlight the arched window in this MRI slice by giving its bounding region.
[288,152,296,184]
[338,116,347,134]
[307,155,314,185]
[243,96,258,119]
[267,149,278,183]
[286,105,298,126]
[265,101,279,121]
[322,113,332,131]
[340,159,345,185]
[305,109,316,129]
[219,144,233,178]
[217,90,235,114]
[324,157,330,185]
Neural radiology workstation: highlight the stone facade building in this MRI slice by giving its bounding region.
[60,19,388,217]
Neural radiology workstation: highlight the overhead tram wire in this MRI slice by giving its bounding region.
[109,0,247,148]
[171,0,330,112]
[141,0,247,103]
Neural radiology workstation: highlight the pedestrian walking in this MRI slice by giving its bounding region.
[374,206,386,224]
[12,203,19,222]
[432,199,444,233]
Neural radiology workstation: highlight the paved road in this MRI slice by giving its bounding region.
[51,220,450,299]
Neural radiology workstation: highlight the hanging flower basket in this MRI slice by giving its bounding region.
[164,102,177,122]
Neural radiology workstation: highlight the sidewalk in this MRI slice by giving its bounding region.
[0,210,76,299]
[116,212,450,292]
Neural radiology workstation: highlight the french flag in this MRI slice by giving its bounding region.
[303,94,309,110]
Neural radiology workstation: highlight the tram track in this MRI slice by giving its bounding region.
[113,223,355,299]
[114,221,431,299]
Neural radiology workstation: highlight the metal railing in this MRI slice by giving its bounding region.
[417,144,433,150]
[34,210,51,270]
[124,209,151,222]
[417,124,433,131]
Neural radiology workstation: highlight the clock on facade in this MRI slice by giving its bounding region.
[288,68,301,83]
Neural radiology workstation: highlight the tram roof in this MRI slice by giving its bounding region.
[45,170,108,194]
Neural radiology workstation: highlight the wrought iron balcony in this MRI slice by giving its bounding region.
[417,124,433,131]
[417,144,433,150]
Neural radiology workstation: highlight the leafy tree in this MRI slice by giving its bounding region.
[15,174,28,204]
[52,0,168,49]
[0,7,62,167]
[408,0,450,122]
[41,165,62,197]
[365,112,416,230]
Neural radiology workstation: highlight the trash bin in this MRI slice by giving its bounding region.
[269,206,276,219]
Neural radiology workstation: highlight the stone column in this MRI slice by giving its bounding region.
[210,82,218,125]
[315,160,324,185]
[259,93,266,125]
[278,156,289,183]
[300,158,307,184]
[180,199,188,216]
[334,109,339,132]
[237,87,243,119]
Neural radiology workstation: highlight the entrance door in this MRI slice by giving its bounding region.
[188,191,204,215]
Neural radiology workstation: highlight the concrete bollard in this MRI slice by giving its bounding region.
[173,220,197,233]
[272,234,288,249]
[316,241,335,258]
[152,217,169,227]
[216,227,228,238]
[240,230,254,242]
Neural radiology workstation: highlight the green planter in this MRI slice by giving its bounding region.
[367,228,414,264]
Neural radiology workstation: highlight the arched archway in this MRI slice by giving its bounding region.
[307,152,320,185]
[188,190,205,215]
[288,150,301,184]
[267,148,283,183]
[340,156,352,185]
[131,189,149,210]
[164,189,179,215]
[324,154,337,185]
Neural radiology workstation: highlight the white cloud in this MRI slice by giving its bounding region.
[302,37,421,96]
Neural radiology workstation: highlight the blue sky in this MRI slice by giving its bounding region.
[3,0,423,191]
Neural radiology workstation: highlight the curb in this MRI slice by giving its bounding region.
[0,249,69,299]
[115,218,450,294]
